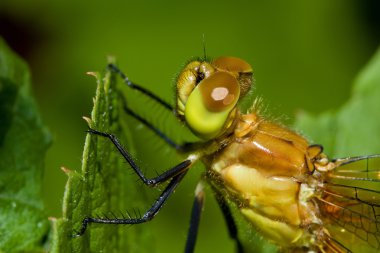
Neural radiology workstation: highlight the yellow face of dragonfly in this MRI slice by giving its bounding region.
[176,57,253,140]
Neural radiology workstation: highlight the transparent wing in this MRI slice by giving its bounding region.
[316,155,380,253]
[323,235,353,253]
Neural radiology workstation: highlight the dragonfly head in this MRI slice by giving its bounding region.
[176,56,253,140]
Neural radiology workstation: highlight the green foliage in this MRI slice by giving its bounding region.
[0,39,51,252]
[295,46,380,157]
[50,67,152,252]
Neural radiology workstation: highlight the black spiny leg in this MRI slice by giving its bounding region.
[108,63,174,111]
[109,63,179,150]
[184,182,205,253]
[73,129,194,236]
[119,97,183,151]
[121,102,204,153]
[111,64,203,153]
[212,185,244,253]
[87,128,193,186]
[74,171,188,237]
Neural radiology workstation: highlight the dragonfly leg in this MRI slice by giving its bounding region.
[212,185,244,253]
[119,96,184,151]
[87,128,195,186]
[73,171,187,237]
[108,63,174,111]
[110,64,205,152]
[184,181,206,253]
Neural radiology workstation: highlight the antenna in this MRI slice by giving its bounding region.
[202,34,207,60]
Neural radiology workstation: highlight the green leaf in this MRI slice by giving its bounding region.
[295,46,380,158]
[0,38,51,252]
[51,64,152,252]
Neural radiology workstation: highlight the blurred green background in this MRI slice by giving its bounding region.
[1,0,379,252]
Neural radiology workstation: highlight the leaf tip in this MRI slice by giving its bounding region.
[61,166,72,175]
[86,71,98,78]
[82,116,92,126]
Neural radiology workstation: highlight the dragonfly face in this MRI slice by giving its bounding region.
[176,57,253,139]
[75,56,380,253]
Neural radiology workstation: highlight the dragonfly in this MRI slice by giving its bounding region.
[74,56,380,253]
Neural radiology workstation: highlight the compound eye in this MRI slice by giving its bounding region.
[199,72,240,112]
[212,57,252,73]
[184,72,240,139]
